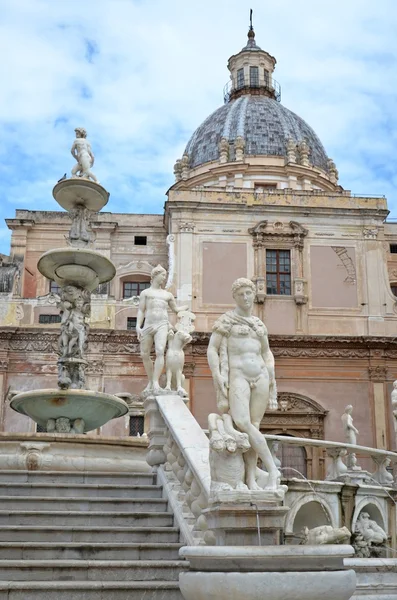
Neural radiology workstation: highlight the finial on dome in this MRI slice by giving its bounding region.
[247,9,256,45]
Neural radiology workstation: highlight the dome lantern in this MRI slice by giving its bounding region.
[224,11,280,103]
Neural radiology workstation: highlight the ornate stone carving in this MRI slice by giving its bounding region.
[57,285,90,390]
[174,159,182,182]
[234,136,245,161]
[371,456,394,486]
[179,222,195,233]
[0,359,9,372]
[19,442,52,471]
[354,512,387,555]
[249,220,308,249]
[261,392,327,440]
[71,127,98,183]
[363,227,378,240]
[327,159,339,185]
[180,154,190,180]
[165,328,193,397]
[69,206,93,246]
[208,412,250,494]
[218,137,229,163]
[293,278,307,305]
[298,140,310,166]
[368,365,387,381]
[326,447,348,480]
[286,138,297,164]
[253,276,266,304]
[47,417,85,434]
[85,360,104,375]
[302,525,350,545]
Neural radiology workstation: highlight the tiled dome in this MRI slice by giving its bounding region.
[184,95,329,171]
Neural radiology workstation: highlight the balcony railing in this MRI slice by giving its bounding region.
[223,77,281,103]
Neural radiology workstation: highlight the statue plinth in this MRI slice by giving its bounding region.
[53,178,109,212]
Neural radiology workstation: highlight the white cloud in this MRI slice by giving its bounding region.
[0,0,396,253]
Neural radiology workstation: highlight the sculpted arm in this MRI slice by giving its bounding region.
[168,294,188,314]
[261,332,277,409]
[207,332,228,399]
[136,291,147,340]
[71,140,78,160]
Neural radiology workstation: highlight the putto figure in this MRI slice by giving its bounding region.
[207,277,280,491]
[136,265,187,394]
[71,127,98,183]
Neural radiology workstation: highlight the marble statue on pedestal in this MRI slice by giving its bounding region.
[165,328,192,397]
[342,404,360,469]
[136,265,188,395]
[71,127,98,183]
[207,277,281,492]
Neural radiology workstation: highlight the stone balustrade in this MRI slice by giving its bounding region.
[264,434,397,488]
[144,394,212,545]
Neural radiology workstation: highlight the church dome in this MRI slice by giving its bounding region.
[184,95,329,171]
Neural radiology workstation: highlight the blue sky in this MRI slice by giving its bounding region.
[0,0,397,254]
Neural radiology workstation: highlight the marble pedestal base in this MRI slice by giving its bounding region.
[179,546,356,600]
[204,499,289,546]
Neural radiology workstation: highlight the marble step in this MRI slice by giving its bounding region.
[0,559,188,581]
[0,483,163,498]
[0,471,155,485]
[0,496,168,512]
[0,525,180,543]
[0,542,183,560]
[0,511,173,527]
[0,580,183,599]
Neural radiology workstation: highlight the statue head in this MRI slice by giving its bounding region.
[75,127,87,138]
[55,417,71,433]
[151,264,167,285]
[231,278,256,310]
[345,404,353,414]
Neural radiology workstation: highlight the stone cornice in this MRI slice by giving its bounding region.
[2,328,397,361]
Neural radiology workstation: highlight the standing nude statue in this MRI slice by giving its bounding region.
[342,405,359,445]
[207,277,280,491]
[71,127,98,183]
[136,265,187,394]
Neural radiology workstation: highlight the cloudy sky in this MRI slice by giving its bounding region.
[0,0,396,254]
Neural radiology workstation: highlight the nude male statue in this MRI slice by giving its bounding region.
[71,127,98,183]
[136,265,187,394]
[207,277,280,491]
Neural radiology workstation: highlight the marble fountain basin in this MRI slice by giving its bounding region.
[179,545,356,600]
[53,178,110,212]
[10,389,128,433]
[38,247,116,292]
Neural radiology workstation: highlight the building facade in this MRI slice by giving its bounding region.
[0,26,397,476]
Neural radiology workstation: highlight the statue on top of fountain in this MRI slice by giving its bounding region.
[207,277,282,494]
[136,265,192,396]
[71,127,98,183]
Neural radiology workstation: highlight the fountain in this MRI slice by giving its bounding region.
[10,127,128,433]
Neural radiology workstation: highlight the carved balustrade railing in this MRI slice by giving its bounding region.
[265,434,397,489]
[144,394,211,545]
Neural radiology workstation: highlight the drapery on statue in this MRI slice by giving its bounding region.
[207,277,280,491]
[71,127,98,183]
[136,265,188,395]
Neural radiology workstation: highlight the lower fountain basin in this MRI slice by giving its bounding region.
[38,247,116,292]
[10,389,128,433]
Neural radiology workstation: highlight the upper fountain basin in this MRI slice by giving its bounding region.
[38,247,116,292]
[53,178,109,212]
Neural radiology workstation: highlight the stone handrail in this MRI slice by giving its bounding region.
[144,394,211,545]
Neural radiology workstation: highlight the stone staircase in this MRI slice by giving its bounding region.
[0,470,186,599]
